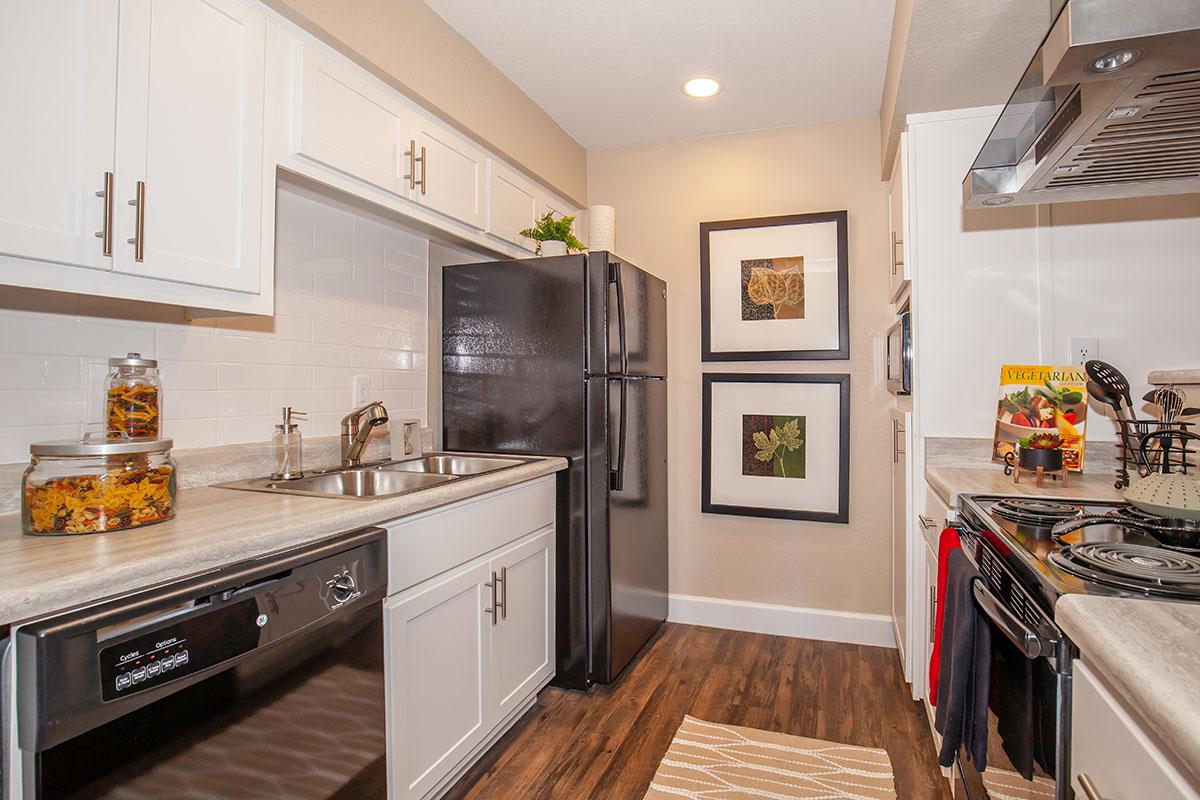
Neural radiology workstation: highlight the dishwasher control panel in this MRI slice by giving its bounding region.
[99,598,260,701]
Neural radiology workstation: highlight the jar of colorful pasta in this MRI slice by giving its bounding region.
[22,435,176,535]
[105,352,161,439]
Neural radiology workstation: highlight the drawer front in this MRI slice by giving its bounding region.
[1072,661,1199,800]
[386,477,555,594]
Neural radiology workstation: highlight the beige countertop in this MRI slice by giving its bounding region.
[926,465,1124,506]
[0,456,566,626]
[1057,594,1200,786]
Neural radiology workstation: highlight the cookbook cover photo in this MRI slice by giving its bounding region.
[992,364,1089,472]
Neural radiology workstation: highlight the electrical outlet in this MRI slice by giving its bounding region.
[1069,338,1099,367]
[352,374,371,406]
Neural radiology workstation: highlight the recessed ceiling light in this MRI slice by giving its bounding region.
[681,77,722,99]
[1087,47,1143,74]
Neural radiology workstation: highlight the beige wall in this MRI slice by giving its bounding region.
[588,118,894,616]
[264,0,588,206]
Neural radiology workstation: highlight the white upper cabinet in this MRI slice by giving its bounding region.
[295,41,411,197]
[487,162,539,251]
[114,0,267,293]
[888,131,911,302]
[411,111,487,229]
[0,1,119,272]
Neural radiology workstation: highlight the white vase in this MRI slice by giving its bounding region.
[540,240,568,257]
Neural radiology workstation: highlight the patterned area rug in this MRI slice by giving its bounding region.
[644,716,897,799]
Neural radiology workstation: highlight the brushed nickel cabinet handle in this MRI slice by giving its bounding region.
[94,171,114,256]
[126,180,146,262]
[1077,773,1104,800]
[484,570,498,626]
[404,139,416,190]
[892,231,904,271]
[497,566,507,620]
[892,420,905,463]
[929,585,937,643]
[919,515,938,530]
[417,145,427,195]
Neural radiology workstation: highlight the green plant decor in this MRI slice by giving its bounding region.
[520,212,585,254]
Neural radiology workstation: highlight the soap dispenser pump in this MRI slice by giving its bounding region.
[271,406,307,480]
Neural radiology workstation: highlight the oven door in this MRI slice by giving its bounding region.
[955,533,1072,800]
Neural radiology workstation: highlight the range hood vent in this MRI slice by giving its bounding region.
[964,1,1200,208]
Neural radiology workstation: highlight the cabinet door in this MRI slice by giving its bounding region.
[491,528,555,719]
[1073,661,1199,800]
[413,111,487,229]
[891,411,910,672]
[295,42,411,197]
[888,131,910,301]
[487,161,539,251]
[0,1,117,271]
[114,0,266,292]
[385,562,494,800]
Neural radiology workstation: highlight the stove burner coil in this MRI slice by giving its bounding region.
[992,498,1081,526]
[1052,542,1200,591]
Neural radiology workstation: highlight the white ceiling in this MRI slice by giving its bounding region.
[423,0,898,150]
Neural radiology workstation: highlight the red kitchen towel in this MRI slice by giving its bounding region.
[928,526,963,705]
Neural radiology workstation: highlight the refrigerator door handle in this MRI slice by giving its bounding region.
[609,261,628,374]
[610,378,627,491]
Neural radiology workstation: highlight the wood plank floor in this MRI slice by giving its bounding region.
[444,623,952,799]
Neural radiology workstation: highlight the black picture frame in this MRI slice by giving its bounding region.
[701,372,850,524]
[700,211,849,361]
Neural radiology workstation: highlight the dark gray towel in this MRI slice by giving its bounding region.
[934,549,991,769]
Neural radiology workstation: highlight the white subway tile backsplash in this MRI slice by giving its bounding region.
[353,265,416,292]
[0,186,429,461]
[156,328,271,364]
[218,364,313,391]
[0,354,83,390]
[276,291,352,324]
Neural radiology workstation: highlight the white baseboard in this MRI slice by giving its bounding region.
[668,593,897,649]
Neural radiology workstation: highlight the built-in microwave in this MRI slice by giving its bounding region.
[887,311,911,395]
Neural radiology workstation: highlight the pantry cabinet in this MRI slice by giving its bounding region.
[891,408,913,684]
[0,1,118,273]
[383,477,556,800]
[114,0,267,293]
[887,131,911,303]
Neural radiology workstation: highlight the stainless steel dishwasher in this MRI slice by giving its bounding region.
[12,527,387,799]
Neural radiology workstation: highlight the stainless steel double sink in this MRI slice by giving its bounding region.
[218,453,531,500]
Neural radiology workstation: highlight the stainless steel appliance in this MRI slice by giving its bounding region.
[952,494,1200,800]
[12,527,387,799]
[887,311,912,395]
[964,0,1200,208]
[442,251,668,689]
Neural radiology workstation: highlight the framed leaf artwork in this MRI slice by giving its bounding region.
[700,211,849,361]
[702,372,850,523]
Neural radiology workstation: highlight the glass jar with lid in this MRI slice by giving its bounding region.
[105,352,161,439]
[22,434,176,536]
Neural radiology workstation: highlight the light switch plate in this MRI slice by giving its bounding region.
[352,374,371,406]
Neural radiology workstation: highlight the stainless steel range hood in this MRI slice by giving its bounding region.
[963,0,1200,208]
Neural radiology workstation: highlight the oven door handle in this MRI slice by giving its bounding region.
[971,579,1058,660]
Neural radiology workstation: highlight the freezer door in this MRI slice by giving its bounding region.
[586,376,668,684]
[586,252,667,378]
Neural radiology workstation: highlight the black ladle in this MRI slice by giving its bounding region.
[1085,359,1136,421]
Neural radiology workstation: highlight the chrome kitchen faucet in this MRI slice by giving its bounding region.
[340,401,389,466]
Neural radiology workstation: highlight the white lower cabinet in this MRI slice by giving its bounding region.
[1071,661,1199,800]
[384,478,556,800]
[386,561,494,800]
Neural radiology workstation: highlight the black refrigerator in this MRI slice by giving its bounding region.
[442,251,667,689]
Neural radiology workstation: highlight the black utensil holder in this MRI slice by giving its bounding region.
[1114,420,1195,489]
